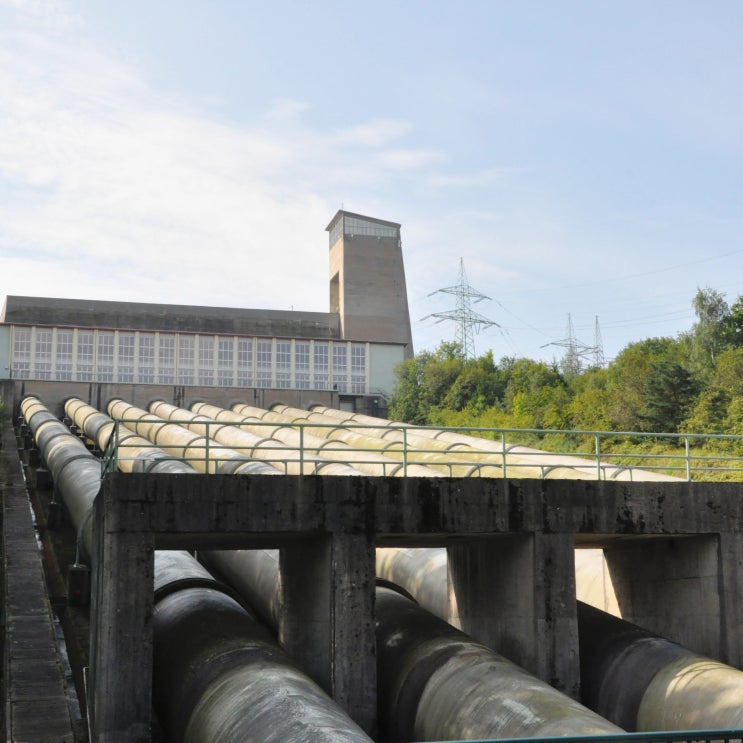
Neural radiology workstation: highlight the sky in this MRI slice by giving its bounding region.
[2,0,743,366]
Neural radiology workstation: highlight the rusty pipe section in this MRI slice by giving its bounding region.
[107,398,280,475]
[148,400,363,476]
[198,401,443,477]
[200,549,622,741]
[376,546,743,732]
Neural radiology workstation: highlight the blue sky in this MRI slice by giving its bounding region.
[2,0,743,365]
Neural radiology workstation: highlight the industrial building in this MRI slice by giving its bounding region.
[0,210,413,411]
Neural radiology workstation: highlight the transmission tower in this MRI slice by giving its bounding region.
[593,315,606,368]
[422,257,500,359]
[541,313,601,377]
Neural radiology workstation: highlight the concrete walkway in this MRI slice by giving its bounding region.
[1,419,78,742]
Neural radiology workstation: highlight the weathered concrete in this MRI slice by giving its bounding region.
[88,472,743,737]
[327,211,413,355]
[279,534,377,732]
[89,472,379,739]
[447,535,579,696]
[0,418,77,741]
[604,536,721,658]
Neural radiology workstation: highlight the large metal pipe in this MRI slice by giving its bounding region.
[376,545,743,731]
[578,601,743,731]
[107,398,281,475]
[32,397,374,742]
[21,394,101,559]
[65,397,197,475]
[152,551,373,743]
[268,403,503,477]
[307,404,682,481]
[201,548,623,741]
[194,401,442,477]
[146,399,362,476]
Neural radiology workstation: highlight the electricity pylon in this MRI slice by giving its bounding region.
[422,257,499,359]
[541,314,604,377]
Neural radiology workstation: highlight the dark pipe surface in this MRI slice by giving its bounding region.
[202,549,622,742]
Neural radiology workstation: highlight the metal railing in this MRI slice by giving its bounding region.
[435,730,743,743]
[98,418,743,481]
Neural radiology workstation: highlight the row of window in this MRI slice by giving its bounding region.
[10,327,368,393]
[328,215,399,247]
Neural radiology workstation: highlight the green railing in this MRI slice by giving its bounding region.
[434,731,743,743]
[99,418,743,482]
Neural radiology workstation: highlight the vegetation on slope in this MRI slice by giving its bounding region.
[389,288,743,479]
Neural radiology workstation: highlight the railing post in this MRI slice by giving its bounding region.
[685,436,692,481]
[402,427,408,477]
[205,421,210,473]
[502,431,507,478]
[300,424,305,475]
[595,433,602,480]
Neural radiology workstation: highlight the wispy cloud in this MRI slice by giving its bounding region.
[0,3,456,313]
[428,168,517,189]
[337,118,412,147]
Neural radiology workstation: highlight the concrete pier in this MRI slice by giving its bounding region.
[87,473,743,738]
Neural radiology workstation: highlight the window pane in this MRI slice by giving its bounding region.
[55,330,73,381]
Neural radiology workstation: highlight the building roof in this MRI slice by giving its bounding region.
[1,296,341,339]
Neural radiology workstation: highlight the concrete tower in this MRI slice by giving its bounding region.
[327,210,414,357]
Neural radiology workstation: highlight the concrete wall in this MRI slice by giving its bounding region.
[329,227,413,356]
[0,325,9,381]
[604,536,722,658]
[1,380,339,420]
[368,344,406,398]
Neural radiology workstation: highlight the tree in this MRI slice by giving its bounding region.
[388,342,465,423]
[683,388,731,434]
[721,295,743,348]
[640,360,700,432]
[688,287,730,371]
[606,337,683,431]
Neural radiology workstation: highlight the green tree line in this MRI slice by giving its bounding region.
[390,287,743,438]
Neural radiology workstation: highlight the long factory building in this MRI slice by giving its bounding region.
[0,210,413,414]
[1,211,742,742]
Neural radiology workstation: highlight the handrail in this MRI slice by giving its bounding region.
[99,417,743,482]
[433,729,743,743]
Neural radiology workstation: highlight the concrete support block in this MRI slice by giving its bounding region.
[280,533,377,736]
[447,533,579,698]
[32,466,52,490]
[46,499,63,529]
[718,531,743,667]
[89,497,154,743]
[67,562,91,607]
[604,536,720,658]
